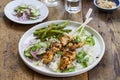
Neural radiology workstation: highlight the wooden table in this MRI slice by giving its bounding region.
[0,0,120,80]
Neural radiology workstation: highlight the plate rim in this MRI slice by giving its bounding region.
[18,20,105,77]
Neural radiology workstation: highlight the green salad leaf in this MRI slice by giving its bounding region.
[77,50,89,68]
[75,24,95,46]
[56,51,64,55]
[84,35,95,46]
[73,35,81,43]
[63,66,76,72]
[56,69,62,73]
[24,46,33,58]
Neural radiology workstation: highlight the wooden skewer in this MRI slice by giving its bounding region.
[85,8,93,20]
[77,8,93,32]
[78,17,93,36]
[70,8,93,36]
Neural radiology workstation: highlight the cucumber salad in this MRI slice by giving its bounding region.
[24,21,98,73]
[13,4,40,21]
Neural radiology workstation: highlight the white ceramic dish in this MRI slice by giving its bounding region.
[4,0,49,24]
[18,20,105,77]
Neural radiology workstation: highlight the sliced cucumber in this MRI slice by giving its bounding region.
[32,11,40,16]
[29,17,38,20]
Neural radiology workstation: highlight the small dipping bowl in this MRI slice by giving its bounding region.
[94,0,120,12]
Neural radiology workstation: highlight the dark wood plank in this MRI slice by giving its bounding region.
[110,9,120,80]
[34,72,88,80]
[82,0,120,80]
[0,0,34,80]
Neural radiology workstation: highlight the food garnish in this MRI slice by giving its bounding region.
[14,4,40,21]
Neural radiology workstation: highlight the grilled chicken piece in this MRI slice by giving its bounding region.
[50,42,62,52]
[60,50,76,70]
[43,50,54,64]
[73,42,84,49]
[43,42,62,64]
[60,57,72,70]
[60,33,73,46]
[67,42,84,50]
[64,50,76,60]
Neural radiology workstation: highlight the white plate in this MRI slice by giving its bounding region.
[18,20,105,77]
[4,0,49,24]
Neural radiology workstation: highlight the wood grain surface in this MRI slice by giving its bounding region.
[0,0,120,80]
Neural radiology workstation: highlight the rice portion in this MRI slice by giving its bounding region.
[48,54,61,72]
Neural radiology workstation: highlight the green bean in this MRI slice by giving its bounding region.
[34,29,46,35]
[35,28,46,31]
[41,31,47,39]
[50,30,64,34]
[33,21,71,41]
[62,30,72,33]
[29,17,38,20]
[48,23,57,28]
[58,21,69,28]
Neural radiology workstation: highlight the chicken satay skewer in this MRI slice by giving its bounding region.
[59,8,93,70]
[43,8,93,65]
[61,17,93,46]
[60,8,93,48]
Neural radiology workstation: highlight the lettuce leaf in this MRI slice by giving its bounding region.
[77,50,89,68]
[84,35,95,46]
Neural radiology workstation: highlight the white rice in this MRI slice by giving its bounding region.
[48,54,61,72]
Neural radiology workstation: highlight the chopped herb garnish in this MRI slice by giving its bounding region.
[63,66,76,72]
[84,35,95,46]
[77,50,89,68]
[56,51,64,55]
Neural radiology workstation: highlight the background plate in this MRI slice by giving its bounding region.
[4,0,49,24]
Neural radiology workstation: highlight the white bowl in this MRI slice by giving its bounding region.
[4,0,49,24]
[18,20,105,77]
